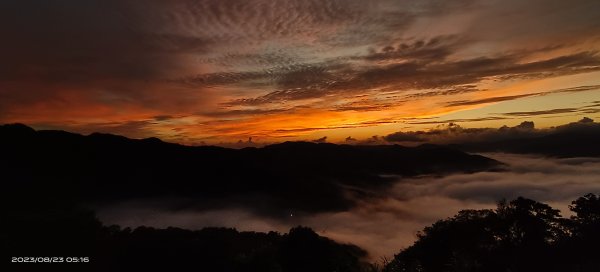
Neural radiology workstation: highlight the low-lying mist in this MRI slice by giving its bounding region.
[97,153,600,260]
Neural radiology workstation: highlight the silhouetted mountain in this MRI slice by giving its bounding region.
[454,120,600,157]
[0,123,503,270]
[0,123,499,216]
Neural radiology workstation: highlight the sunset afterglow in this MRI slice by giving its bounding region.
[2,0,599,144]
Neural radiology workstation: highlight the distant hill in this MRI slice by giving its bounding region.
[454,120,600,157]
[0,123,499,216]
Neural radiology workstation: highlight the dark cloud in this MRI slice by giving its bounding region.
[222,61,354,106]
[447,94,538,107]
[0,0,199,83]
[363,35,463,62]
[383,117,600,158]
[403,85,480,99]
[333,102,395,112]
[0,0,225,127]
[153,115,174,121]
[351,136,390,146]
[502,108,579,117]
[549,85,600,94]
[199,2,600,110]
[172,71,268,89]
[198,108,290,118]
[172,60,347,91]
[228,51,600,106]
[384,132,426,143]
[448,84,600,107]
[384,119,548,144]
[407,116,509,125]
[272,126,356,134]
[312,136,328,143]
[513,121,534,130]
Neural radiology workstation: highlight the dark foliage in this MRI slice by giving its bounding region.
[1,200,369,271]
[385,194,600,272]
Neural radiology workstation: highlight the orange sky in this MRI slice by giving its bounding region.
[1,0,600,145]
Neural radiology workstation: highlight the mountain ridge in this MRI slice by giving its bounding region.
[1,123,500,217]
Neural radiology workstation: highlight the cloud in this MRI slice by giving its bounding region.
[406,116,510,125]
[447,84,600,107]
[447,94,539,107]
[312,136,328,143]
[227,51,600,108]
[384,132,427,143]
[502,108,579,117]
[390,153,600,207]
[383,117,600,148]
[383,120,542,144]
[97,153,600,260]
[0,1,201,83]
[362,35,463,62]
[1,0,600,143]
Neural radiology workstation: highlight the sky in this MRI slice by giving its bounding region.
[1,0,600,144]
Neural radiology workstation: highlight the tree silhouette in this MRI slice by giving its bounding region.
[2,201,369,271]
[560,194,600,271]
[385,195,600,272]
[279,226,367,272]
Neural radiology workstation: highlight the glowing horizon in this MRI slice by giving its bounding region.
[2,0,600,145]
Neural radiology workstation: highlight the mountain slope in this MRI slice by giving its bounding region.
[1,124,500,216]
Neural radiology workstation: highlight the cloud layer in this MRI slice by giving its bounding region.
[381,117,600,150]
[97,153,600,260]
